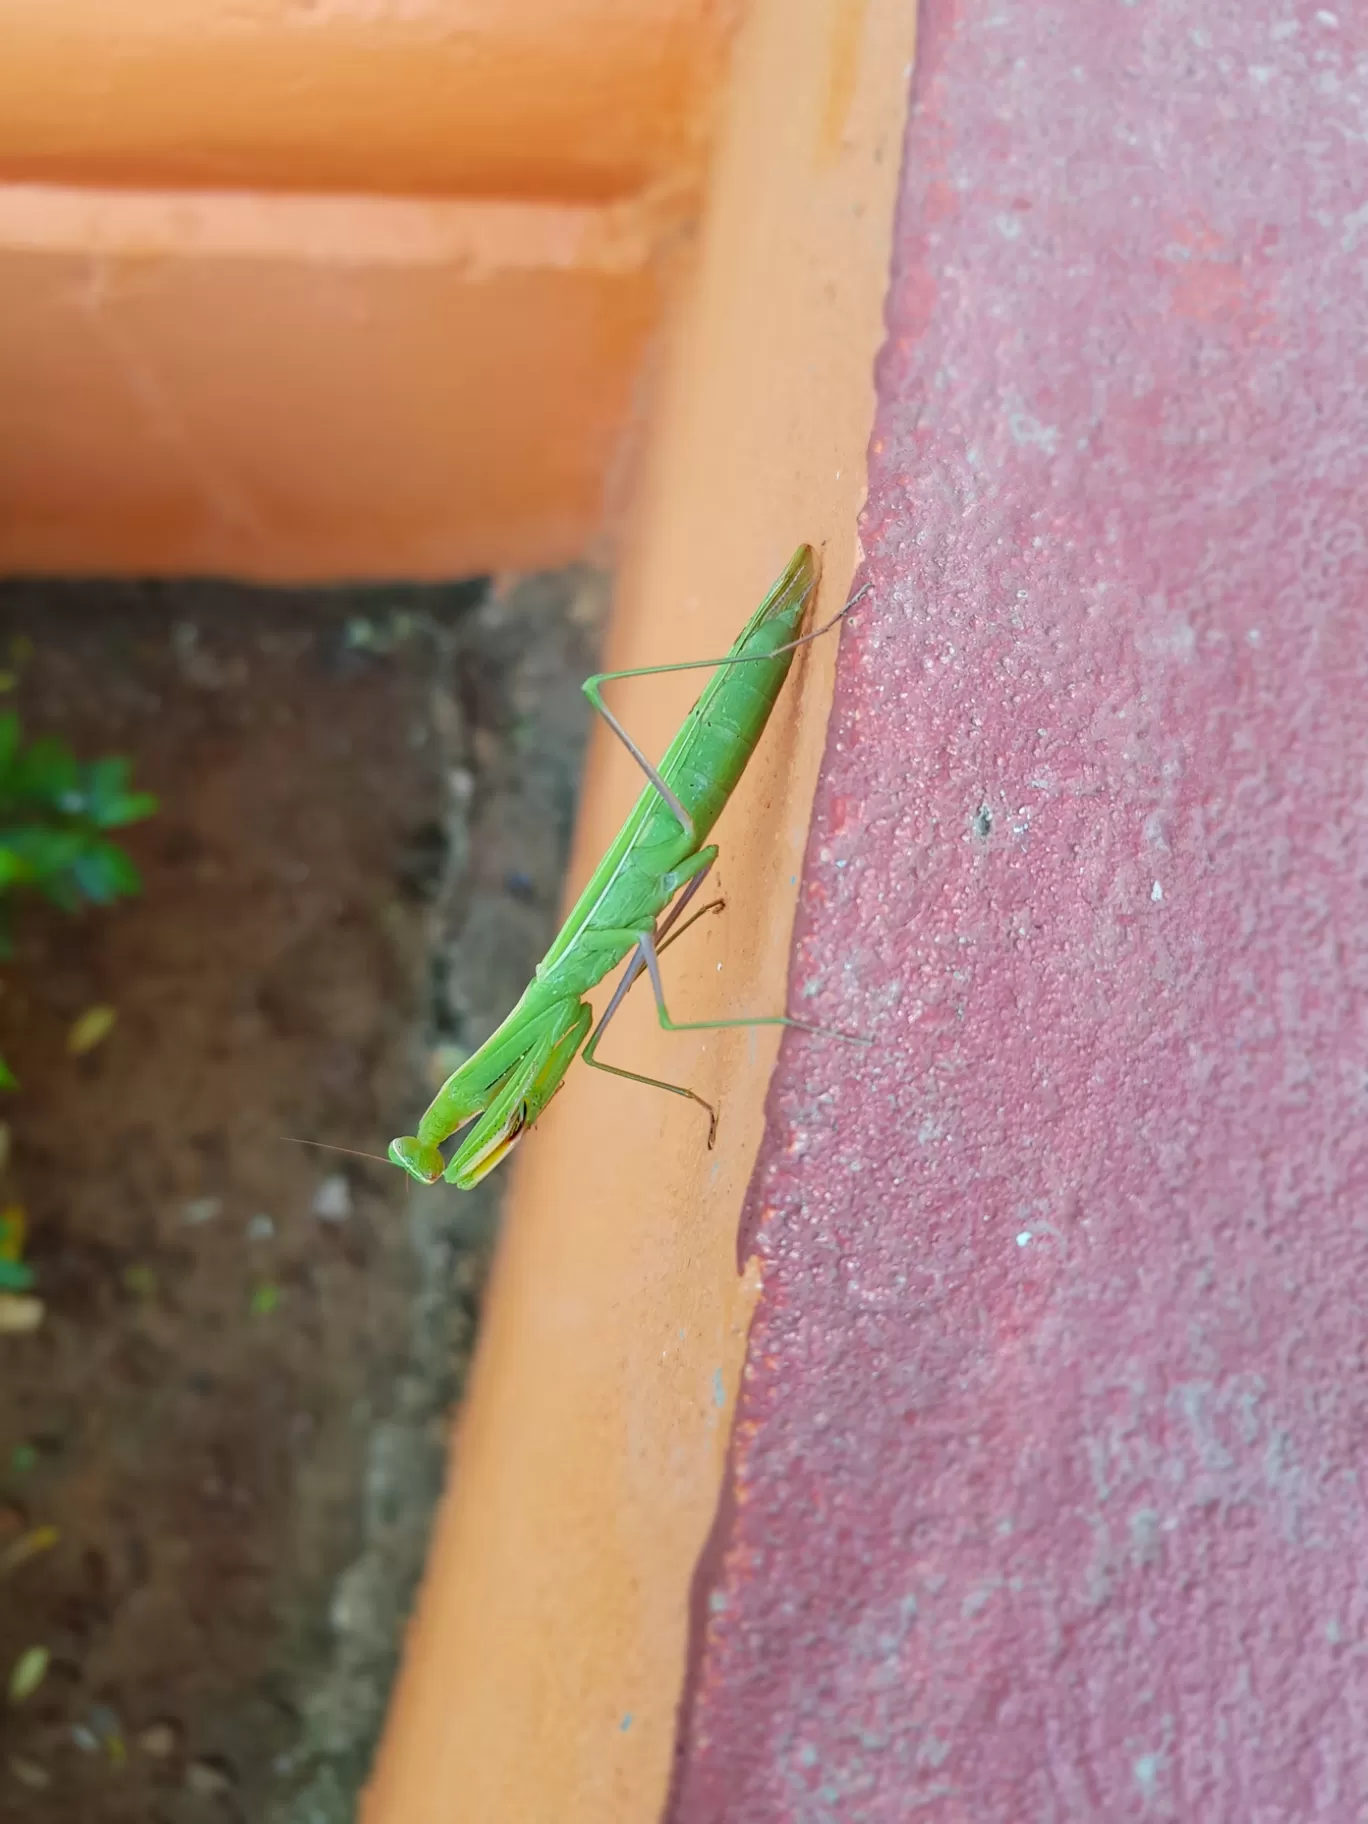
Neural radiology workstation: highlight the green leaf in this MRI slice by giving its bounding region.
[83,757,131,825]
[0,847,36,888]
[35,874,83,914]
[11,737,78,809]
[72,842,142,905]
[0,731,154,998]
[2,826,84,881]
[98,791,158,830]
[0,713,20,781]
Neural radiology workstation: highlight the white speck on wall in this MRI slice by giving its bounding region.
[1016,1231,1032,1247]
[1152,880,1164,902]
[1339,201,1368,252]
[1140,619,1196,662]
[1005,397,1061,455]
[1133,1753,1162,1796]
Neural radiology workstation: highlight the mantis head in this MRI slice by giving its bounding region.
[388,999,592,1191]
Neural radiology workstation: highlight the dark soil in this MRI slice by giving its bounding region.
[0,567,602,1822]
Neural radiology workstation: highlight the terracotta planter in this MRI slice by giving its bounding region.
[0,1,742,579]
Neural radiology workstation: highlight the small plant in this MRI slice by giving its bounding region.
[0,711,157,1086]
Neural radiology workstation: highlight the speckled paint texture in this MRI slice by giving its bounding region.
[669,2,1368,1819]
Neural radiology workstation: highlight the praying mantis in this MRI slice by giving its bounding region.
[388,543,866,1190]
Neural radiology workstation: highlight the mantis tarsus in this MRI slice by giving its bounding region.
[388,544,866,1190]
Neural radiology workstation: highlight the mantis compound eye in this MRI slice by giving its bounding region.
[388,1136,445,1184]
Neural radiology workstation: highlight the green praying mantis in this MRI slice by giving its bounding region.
[388,543,867,1191]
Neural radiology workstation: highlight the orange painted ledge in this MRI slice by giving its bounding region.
[363,3,917,1820]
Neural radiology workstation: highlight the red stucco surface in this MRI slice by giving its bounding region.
[669,1,1368,1818]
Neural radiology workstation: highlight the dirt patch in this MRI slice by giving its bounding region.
[0,568,602,1822]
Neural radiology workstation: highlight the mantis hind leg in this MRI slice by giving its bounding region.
[579,575,869,844]
[632,926,858,1046]
[585,876,871,1145]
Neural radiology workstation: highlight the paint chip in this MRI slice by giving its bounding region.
[1152,880,1163,902]
[1016,1231,1033,1247]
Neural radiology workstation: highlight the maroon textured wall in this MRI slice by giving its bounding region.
[669,1,1368,1818]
